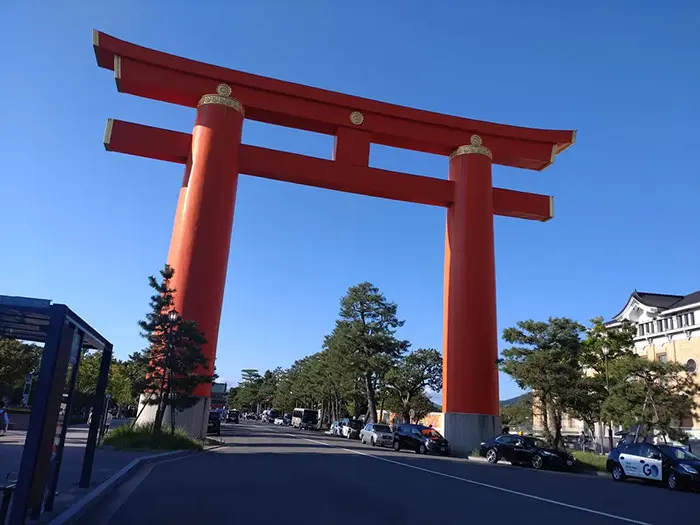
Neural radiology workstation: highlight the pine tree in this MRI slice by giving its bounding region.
[137,264,211,434]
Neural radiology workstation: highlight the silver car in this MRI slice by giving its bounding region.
[360,423,394,447]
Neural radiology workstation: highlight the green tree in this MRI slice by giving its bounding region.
[325,282,409,423]
[122,351,149,403]
[499,318,586,449]
[227,387,238,409]
[603,354,700,442]
[566,317,637,445]
[138,264,211,434]
[0,338,41,393]
[384,348,442,423]
[235,368,263,412]
[500,398,533,428]
[75,352,134,411]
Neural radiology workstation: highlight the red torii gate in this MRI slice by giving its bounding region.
[93,30,575,448]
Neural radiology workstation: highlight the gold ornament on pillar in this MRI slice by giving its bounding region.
[449,134,493,160]
[198,83,245,116]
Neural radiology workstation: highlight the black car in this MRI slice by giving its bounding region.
[227,410,239,423]
[393,424,450,455]
[480,434,574,470]
[607,442,700,490]
[207,411,221,436]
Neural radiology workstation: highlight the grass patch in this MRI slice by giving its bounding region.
[104,423,204,451]
[470,447,483,457]
[572,450,607,472]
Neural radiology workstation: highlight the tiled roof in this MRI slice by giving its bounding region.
[609,290,700,323]
[669,290,700,310]
[633,292,684,309]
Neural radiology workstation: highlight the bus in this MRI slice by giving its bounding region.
[292,408,319,430]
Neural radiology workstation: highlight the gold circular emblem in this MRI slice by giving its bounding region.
[349,111,364,125]
[470,134,483,146]
[216,84,232,97]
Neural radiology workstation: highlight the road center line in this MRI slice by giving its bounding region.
[245,425,651,525]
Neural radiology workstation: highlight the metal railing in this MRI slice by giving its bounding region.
[0,473,17,525]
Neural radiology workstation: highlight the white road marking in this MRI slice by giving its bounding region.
[245,424,651,525]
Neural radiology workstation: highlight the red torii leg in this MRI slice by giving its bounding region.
[163,85,244,436]
[443,135,500,453]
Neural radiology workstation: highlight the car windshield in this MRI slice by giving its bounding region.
[421,428,443,439]
[374,425,391,433]
[658,445,700,461]
[523,437,549,449]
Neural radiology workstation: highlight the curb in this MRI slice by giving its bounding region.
[48,449,196,524]
[466,455,608,478]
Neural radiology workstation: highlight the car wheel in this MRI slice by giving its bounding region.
[393,441,401,452]
[371,437,376,447]
[531,454,544,470]
[667,472,682,491]
[485,448,499,464]
[361,437,366,445]
[611,464,626,482]
[417,444,427,455]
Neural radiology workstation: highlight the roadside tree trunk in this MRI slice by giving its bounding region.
[364,371,378,423]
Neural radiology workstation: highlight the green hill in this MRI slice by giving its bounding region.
[500,392,532,408]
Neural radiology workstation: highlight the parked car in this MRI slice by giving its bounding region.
[607,442,700,490]
[292,408,319,430]
[360,423,394,447]
[261,409,279,423]
[282,413,292,426]
[341,418,363,439]
[207,411,221,436]
[274,417,285,425]
[393,424,450,455]
[479,434,573,470]
[329,421,342,436]
[227,410,239,423]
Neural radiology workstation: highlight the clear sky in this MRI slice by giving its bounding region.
[1,1,698,401]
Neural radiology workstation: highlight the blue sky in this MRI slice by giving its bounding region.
[1,1,698,401]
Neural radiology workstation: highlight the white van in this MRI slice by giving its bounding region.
[292,408,319,430]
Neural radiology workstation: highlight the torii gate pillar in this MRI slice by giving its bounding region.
[442,136,500,453]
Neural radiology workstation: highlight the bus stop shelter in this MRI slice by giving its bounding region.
[0,295,112,524]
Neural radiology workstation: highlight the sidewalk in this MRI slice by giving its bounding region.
[0,422,154,522]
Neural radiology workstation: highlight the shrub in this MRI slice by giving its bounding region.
[104,423,204,451]
[572,450,607,471]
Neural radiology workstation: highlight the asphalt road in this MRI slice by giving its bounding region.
[80,422,699,525]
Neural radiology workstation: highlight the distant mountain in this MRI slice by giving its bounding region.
[500,392,532,408]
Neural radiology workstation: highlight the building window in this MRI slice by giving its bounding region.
[677,315,684,328]
[638,324,645,336]
[690,312,696,326]
[663,318,669,330]
[669,317,674,330]
[657,353,667,363]
[657,320,664,332]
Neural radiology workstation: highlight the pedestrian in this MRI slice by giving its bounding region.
[0,402,9,435]
[578,430,586,451]
[87,407,93,426]
[104,410,113,433]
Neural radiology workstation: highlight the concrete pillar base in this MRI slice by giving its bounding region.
[443,412,501,456]
[135,394,210,439]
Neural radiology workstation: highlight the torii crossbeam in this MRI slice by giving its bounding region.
[94,30,575,452]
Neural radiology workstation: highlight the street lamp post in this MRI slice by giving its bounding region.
[601,345,612,452]
[167,310,180,435]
